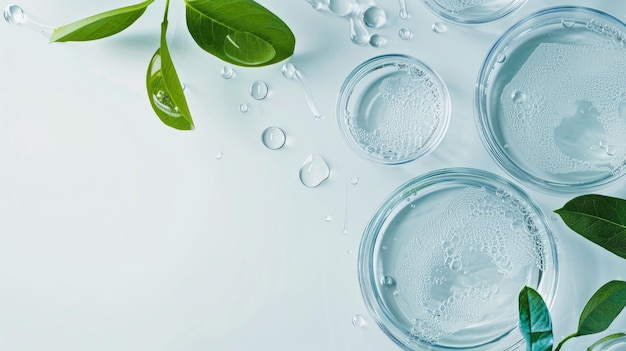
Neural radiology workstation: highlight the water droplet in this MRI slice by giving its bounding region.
[511,90,527,104]
[299,153,330,188]
[350,177,359,185]
[349,16,369,46]
[282,63,322,120]
[382,245,387,250]
[496,53,507,63]
[220,66,234,79]
[398,0,409,19]
[363,6,386,28]
[369,34,387,47]
[606,145,617,156]
[590,145,597,151]
[393,290,400,297]
[329,0,356,16]
[261,126,286,150]
[449,260,462,271]
[307,0,328,10]
[380,276,395,287]
[324,215,333,222]
[600,139,609,149]
[551,214,559,221]
[147,51,192,128]
[410,203,416,209]
[341,228,349,235]
[347,249,353,254]
[562,19,576,28]
[431,22,447,33]
[398,28,412,40]
[250,80,269,100]
[4,5,25,24]
[239,103,249,113]
[214,152,223,160]
[504,143,510,149]
[352,314,366,327]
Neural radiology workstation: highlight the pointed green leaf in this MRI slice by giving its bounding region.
[588,333,626,351]
[185,0,295,67]
[555,194,626,259]
[146,20,194,130]
[576,280,626,336]
[519,286,553,351]
[49,0,155,43]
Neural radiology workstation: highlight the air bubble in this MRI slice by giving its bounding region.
[496,53,507,63]
[606,145,617,156]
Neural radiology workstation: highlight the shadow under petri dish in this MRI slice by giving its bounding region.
[337,54,450,165]
[421,0,527,25]
[358,168,558,351]
[476,6,626,194]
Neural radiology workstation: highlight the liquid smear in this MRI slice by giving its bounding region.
[346,65,443,162]
[394,187,547,345]
[499,40,626,175]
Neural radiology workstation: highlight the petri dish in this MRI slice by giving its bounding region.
[421,0,527,25]
[358,168,558,351]
[476,6,626,194]
[337,54,450,166]
[591,335,626,351]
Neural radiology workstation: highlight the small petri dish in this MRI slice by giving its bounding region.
[337,54,450,165]
[358,168,558,351]
[476,6,626,194]
[421,0,527,25]
[591,335,626,351]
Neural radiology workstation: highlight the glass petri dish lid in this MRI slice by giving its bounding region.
[337,54,451,165]
[476,6,626,194]
[591,335,626,351]
[358,168,558,351]
[421,0,527,25]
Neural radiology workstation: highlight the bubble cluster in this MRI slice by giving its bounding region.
[500,42,626,176]
[435,0,488,14]
[347,65,444,162]
[394,187,548,344]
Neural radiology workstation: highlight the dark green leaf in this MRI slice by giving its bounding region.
[555,194,626,259]
[146,20,194,130]
[519,286,554,351]
[49,0,155,43]
[185,0,295,67]
[588,333,626,351]
[576,280,626,336]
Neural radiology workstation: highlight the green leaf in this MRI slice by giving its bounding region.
[588,333,626,351]
[146,19,194,130]
[519,286,554,351]
[555,194,626,259]
[576,280,626,336]
[49,0,155,43]
[185,0,295,67]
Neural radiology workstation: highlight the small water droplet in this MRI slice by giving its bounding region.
[511,90,527,104]
[363,6,386,28]
[369,34,387,47]
[307,0,328,10]
[350,177,359,185]
[261,126,286,150]
[4,5,25,24]
[600,139,609,149]
[590,145,597,151]
[352,314,366,327]
[562,19,576,28]
[551,214,559,221]
[382,245,388,250]
[410,203,416,209]
[324,215,333,222]
[431,22,447,33]
[496,53,507,63]
[606,144,617,156]
[341,228,349,235]
[504,143,510,149]
[393,290,400,297]
[239,103,249,113]
[299,153,330,188]
[214,152,223,160]
[220,66,234,79]
[380,276,395,287]
[250,80,269,100]
[398,0,409,19]
[347,249,353,254]
[398,28,412,40]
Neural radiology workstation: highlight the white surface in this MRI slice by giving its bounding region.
[1,0,626,350]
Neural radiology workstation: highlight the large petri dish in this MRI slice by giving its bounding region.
[476,6,626,194]
[337,54,450,165]
[421,0,527,25]
[358,168,558,351]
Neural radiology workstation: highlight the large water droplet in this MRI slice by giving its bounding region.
[223,33,276,66]
[329,0,356,16]
[352,314,366,327]
[239,103,249,113]
[380,276,395,287]
[299,153,330,188]
[398,0,409,19]
[369,34,387,47]
[147,51,192,129]
[220,66,234,79]
[250,81,269,100]
[4,4,25,24]
[349,16,369,46]
[261,126,286,150]
[562,18,576,28]
[363,6,387,28]
[398,28,412,40]
[431,22,447,33]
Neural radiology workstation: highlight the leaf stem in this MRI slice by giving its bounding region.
[163,0,170,23]
[555,333,577,351]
